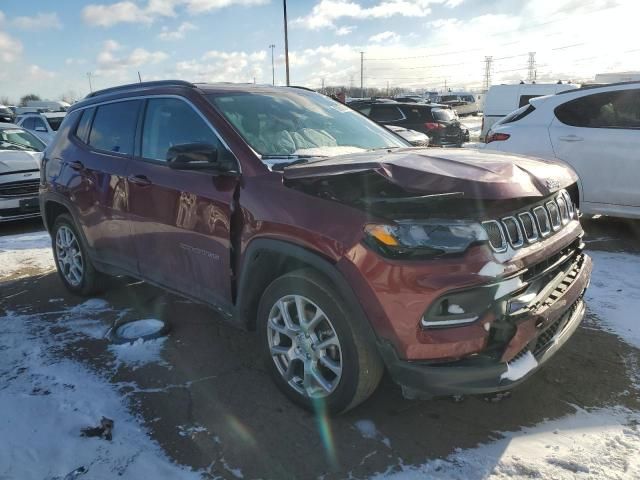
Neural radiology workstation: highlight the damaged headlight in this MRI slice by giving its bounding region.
[364,220,488,258]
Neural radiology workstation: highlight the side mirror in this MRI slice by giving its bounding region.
[167,143,238,174]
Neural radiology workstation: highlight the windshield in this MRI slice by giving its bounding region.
[45,116,64,131]
[208,90,406,160]
[432,108,457,122]
[0,128,46,151]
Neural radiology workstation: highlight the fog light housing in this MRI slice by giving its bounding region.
[421,286,496,329]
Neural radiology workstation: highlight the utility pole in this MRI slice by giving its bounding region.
[283,0,290,86]
[321,78,325,94]
[360,51,364,98]
[386,81,389,97]
[269,44,276,85]
[483,56,493,91]
[138,71,142,83]
[527,52,536,83]
[86,72,93,93]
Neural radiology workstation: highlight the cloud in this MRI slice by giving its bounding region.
[172,49,266,83]
[96,40,169,75]
[0,31,23,62]
[28,65,56,80]
[335,25,355,36]
[369,31,399,43]
[158,21,197,40]
[293,0,459,30]
[83,0,268,27]
[12,12,63,30]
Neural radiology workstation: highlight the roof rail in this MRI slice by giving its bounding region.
[86,80,196,99]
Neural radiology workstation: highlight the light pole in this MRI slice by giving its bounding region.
[283,0,290,86]
[86,72,93,93]
[269,44,276,85]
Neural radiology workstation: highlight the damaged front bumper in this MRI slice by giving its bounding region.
[378,251,592,399]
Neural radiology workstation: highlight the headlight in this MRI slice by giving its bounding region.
[364,220,488,258]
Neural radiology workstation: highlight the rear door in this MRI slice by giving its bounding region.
[73,100,141,273]
[127,96,238,308]
[550,88,640,208]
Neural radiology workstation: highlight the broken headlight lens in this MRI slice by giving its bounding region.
[364,220,489,258]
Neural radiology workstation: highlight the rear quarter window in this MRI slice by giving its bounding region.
[89,100,141,155]
[74,108,95,143]
[555,89,640,129]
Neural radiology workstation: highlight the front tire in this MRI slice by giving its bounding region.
[257,269,383,414]
[52,214,107,296]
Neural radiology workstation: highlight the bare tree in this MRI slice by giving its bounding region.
[19,94,41,106]
[0,96,11,106]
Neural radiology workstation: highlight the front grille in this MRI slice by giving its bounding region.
[483,220,506,252]
[0,180,39,197]
[482,189,576,252]
[533,298,581,356]
[546,201,561,230]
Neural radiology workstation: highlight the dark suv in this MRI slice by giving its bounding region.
[350,101,469,146]
[41,81,592,413]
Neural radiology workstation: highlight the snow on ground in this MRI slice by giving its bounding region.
[585,250,640,349]
[354,419,392,448]
[0,300,196,479]
[375,406,640,479]
[0,231,54,279]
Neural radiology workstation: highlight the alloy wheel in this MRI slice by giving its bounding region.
[55,225,84,287]
[266,295,343,398]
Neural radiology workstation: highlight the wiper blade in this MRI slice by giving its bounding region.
[0,140,37,151]
[270,158,312,171]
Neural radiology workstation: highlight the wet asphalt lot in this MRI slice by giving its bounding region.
[1,216,639,479]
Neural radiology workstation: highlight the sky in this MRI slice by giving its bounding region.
[0,0,638,102]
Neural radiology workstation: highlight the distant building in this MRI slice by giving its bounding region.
[594,71,640,83]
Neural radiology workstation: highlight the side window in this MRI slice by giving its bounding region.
[22,117,35,130]
[354,105,372,116]
[141,98,223,162]
[89,100,141,155]
[33,118,46,131]
[75,108,95,143]
[370,105,404,122]
[518,95,542,108]
[555,90,640,129]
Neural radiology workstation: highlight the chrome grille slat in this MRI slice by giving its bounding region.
[482,189,576,253]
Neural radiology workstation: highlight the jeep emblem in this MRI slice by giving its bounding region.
[546,178,560,190]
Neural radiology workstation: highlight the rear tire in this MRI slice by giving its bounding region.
[51,214,108,296]
[257,268,383,414]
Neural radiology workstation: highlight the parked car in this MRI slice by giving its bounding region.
[385,125,430,146]
[16,112,66,144]
[435,92,482,116]
[351,101,468,146]
[393,95,425,103]
[25,100,71,112]
[484,81,640,219]
[0,123,45,222]
[41,80,591,413]
[481,83,579,141]
[0,105,16,123]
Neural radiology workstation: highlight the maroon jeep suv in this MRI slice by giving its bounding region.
[40,81,592,413]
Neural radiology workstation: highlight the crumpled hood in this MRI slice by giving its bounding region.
[0,150,41,174]
[284,148,577,200]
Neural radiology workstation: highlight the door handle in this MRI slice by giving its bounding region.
[68,160,84,171]
[558,135,583,142]
[127,174,152,186]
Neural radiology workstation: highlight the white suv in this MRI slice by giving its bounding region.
[484,82,640,219]
[16,112,66,145]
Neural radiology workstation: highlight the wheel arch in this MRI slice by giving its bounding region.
[235,239,377,344]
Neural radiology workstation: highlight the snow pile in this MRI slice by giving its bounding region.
[0,308,198,479]
[355,419,392,448]
[500,351,538,382]
[585,250,640,349]
[375,407,640,479]
[109,337,169,370]
[0,231,54,279]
